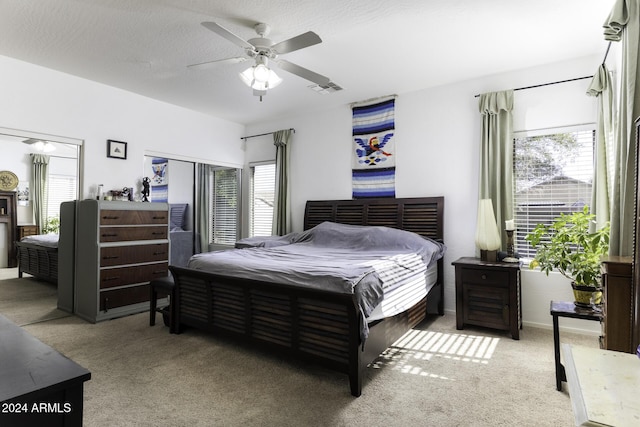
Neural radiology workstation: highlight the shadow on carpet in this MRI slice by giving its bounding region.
[0,276,71,326]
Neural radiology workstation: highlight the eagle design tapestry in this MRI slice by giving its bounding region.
[352,96,396,198]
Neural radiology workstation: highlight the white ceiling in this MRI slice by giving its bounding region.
[0,0,614,126]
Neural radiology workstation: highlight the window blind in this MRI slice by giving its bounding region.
[250,162,275,237]
[513,127,595,260]
[47,174,76,220]
[211,168,239,245]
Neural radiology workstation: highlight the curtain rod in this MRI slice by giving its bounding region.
[602,41,612,65]
[240,128,295,141]
[473,75,594,98]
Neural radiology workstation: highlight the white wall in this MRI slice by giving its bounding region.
[0,55,246,200]
[245,54,607,334]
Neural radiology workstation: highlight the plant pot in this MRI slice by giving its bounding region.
[571,283,601,308]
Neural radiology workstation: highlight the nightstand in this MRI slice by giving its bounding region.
[452,257,522,339]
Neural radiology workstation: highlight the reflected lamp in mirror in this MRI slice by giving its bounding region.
[475,199,501,262]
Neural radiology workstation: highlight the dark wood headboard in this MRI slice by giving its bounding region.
[303,197,444,242]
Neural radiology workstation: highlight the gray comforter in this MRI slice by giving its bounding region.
[187,221,446,340]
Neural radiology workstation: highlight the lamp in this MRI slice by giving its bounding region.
[475,199,501,262]
[239,55,282,100]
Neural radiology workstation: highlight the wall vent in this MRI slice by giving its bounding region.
[308,81,343,94]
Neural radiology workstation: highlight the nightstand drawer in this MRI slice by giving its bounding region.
[461,268,509,286]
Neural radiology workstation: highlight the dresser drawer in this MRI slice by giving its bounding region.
[100,284,151,311]
[100,243,169,267]
[100,210,168,226]
[100,262,168,289]
[461,267,509,286]
[99,226,167,242]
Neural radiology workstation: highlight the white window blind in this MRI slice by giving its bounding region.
[513,127,595,260]
[46,174,76,220]
[211,168,239,245]
[250,162,275,237]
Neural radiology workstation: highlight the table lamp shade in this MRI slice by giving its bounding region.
[475,199,501,251]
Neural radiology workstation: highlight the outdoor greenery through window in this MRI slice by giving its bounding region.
[210,167,240,245]
[250,162,275,237]
[513,126,596,261]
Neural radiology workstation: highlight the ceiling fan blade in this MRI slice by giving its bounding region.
[272,31,322,54]
[201,22,254,50]
[276,59,330,86]
[187,57,247,70]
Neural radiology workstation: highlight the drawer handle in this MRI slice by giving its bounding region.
[102,233,118,237]
[481,274,487,280]
[153,216,166,220]
[102,215,120,220]
[153,270,166,275]
[152,232,165,236]
[103,276,120,282]
[102,255,119,260]
[153,252,166,256]
[104,297,109,312]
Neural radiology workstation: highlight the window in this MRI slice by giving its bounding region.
[46,174,77,221]
[513,126,595,260]
[210,167,240,245]
[250,162,275,237]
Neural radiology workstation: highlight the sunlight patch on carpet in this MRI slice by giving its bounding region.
[370,330,500,379]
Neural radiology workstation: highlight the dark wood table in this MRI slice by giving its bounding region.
[549,301,602,391]
[0,314,91,426]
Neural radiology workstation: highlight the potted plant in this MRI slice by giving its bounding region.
[525,206,610,307]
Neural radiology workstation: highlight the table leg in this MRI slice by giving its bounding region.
[552,314,563,391]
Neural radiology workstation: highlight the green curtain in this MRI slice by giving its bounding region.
[478,90,514,250]
[196,163,211,252]
[604,0,640,256]
[30,154,49,233]
[272,129,292,236]
[587,64,616,231]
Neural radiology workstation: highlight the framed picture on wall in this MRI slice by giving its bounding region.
[107,139,127,159]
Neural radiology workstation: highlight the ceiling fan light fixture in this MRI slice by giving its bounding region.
[239,64,282,93]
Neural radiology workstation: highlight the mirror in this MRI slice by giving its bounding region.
[0,127,82,268]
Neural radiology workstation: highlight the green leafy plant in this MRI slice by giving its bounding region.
[42,216,60,234]
[525,206,610,287]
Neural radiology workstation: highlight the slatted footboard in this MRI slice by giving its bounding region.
[169,266,363,394]
[16,242,59,284]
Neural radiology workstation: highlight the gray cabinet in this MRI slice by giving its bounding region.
[74,200,169,322]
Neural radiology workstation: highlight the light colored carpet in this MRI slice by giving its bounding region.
[0,268,598,426]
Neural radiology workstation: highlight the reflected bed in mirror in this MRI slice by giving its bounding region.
[0,127,82,270]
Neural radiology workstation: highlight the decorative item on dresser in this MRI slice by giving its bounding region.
[74,200,169,323]
[0,191,18,268]
[452,257,522,339]
[168,196,445,397]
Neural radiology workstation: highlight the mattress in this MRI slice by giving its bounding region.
[366,261,437,322]
[19,234,59,248]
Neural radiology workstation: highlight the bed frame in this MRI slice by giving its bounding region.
[15,241,58,285]
[168,196,444,396]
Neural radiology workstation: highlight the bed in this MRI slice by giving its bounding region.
[168,196,445,396]
[15,234,59,284]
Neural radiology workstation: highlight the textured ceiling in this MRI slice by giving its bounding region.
[0,0,614,125]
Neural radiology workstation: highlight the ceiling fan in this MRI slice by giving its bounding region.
[190,22,331,100]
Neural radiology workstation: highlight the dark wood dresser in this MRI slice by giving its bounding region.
[601,256,634,353]
[74,200,169,322]
[453,257,522,339]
